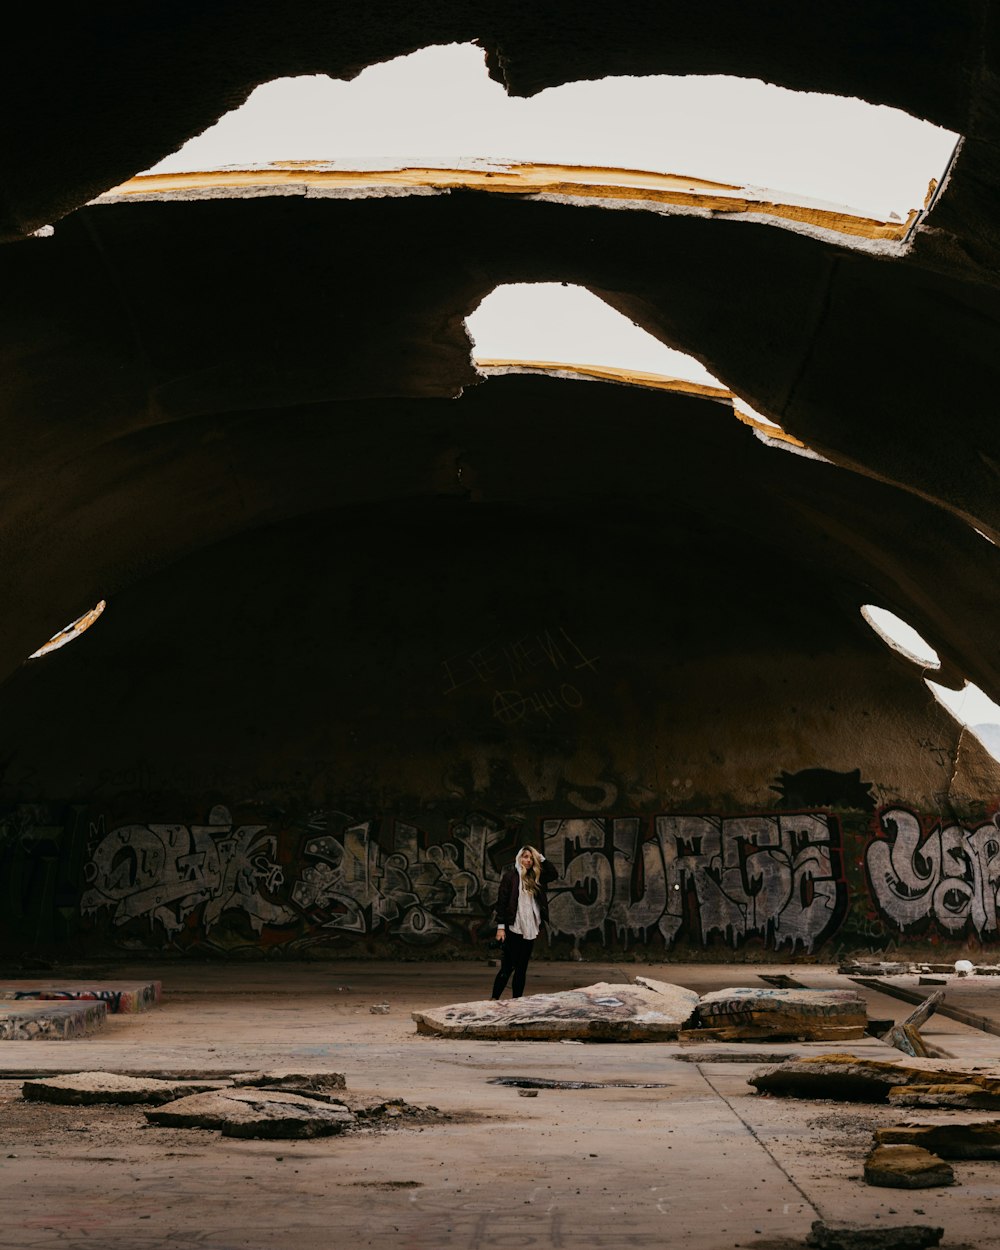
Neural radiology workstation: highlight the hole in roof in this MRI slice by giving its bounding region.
[467,283,725,387]
[861,605,941,669]
[926,680,1000,766]
[29,600,106,659]
[469,283,818,456]
[145,43,958,223]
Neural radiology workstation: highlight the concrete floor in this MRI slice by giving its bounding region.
[1,960,1000,1250]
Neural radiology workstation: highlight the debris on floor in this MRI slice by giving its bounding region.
[862,1144,955,1188]
[685,986,867,1042]
[489,1076,672,1090]
[230,1070,347,1096]
[10,1068,439,1141]
[888,1083,1000,1110]
[0,980,161,1013]
[414,979,869,1043]
[412,980,699,1040]
[146,1088,357,1138]
[839,960,1000,977]
[882,991,945,1059]
[0,999,108,1039]
[22,1071,224,1105]
[749,1053,1000,1102]
[805,1219,943,1249]
[875,1121,1000,1158]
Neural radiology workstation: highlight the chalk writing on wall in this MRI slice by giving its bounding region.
[441,626,599,724]
[81,805,296,935]
[543,813,845,953]
[866,806,1000,936]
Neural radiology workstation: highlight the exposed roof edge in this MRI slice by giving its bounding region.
[94,163,918,244]
[474,359,807,449]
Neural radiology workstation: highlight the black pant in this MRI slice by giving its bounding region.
[491,930,535,999]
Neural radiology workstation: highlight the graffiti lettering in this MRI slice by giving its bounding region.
[81,806,295,936]
[291,814,504,945]
[80,805,844,953]
[866,807,1000,935]
[542,813,843,953]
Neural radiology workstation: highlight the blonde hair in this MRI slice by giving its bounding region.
[518,845,543,894]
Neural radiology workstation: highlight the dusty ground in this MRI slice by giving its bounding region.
[0,960,998,1249]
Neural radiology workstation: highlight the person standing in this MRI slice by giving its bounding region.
[491,845,558,999]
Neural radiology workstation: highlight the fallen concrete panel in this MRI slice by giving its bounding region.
[863,1144,955,1188]
[22,1071,220,1105]
[0,1000,107,1040]
[888,1083,1000,1110]
[0,980,161,1013]
[750,1053,1000,1102]
[806,1220,943,1249]
[876,1121,1000,1158]
[412,981,698,1040]
[147,1088,356,1138]
[691,987,867,1041]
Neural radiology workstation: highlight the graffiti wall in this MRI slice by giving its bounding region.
[1,794,995,959]
[866,807,1000,938]
[70,803,848,957]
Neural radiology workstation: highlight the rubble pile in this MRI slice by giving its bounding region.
[14,1068,438,1140]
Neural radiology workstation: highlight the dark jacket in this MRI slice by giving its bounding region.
[494,857,558,930]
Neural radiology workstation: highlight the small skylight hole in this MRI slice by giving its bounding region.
[861,605,941,669]
[29,600,106,659]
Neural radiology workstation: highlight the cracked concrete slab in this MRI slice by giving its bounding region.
[22,1071,222,1105]
[412,980,699,1040]
[146,1088,357,1138]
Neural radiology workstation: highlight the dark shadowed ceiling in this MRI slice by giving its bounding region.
[2,3,1000,815]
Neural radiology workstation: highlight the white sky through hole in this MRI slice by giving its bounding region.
[861,605,941,669]
[862,606,1000,762]
[468,284,724,384]
[145,43,959,221]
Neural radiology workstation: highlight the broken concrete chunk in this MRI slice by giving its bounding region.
[339,1094,417,1119]
[806,1219,943,1249]
[22,1071,203,1105]
[750,1053,1000,1102]
[0,980,161,1014]
[413,982,698,1040]
[692,987,866,1042]
[888,1083,1000,1110]
[147,1089,356,1138]
[876,1121,1000,1158]
[230,1071,347,1095]
[0,1000,107,1040]
[863,1144,955,1188]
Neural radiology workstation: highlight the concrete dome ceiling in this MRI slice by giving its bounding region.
[3,3,1000,960]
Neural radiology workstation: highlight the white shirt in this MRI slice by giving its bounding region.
[511,875,541,940]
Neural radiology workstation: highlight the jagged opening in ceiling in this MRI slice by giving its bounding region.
[926,680,1000,765]
[468,283,812,453]
[467,283,724,389]
[144,43,958,224]
[862,605,1000,765]
[28,600,106,660]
